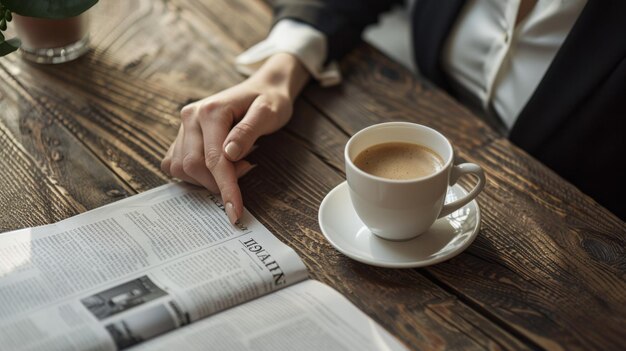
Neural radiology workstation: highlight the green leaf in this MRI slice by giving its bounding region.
[0,38,21,57]
[3,0,98,19]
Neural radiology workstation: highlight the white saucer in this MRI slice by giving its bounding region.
[318,181,480,268]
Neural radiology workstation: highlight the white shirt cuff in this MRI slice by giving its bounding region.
[235,19,342,87]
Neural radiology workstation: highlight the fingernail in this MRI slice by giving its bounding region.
[225,202,238,224]
[240,164,257,178]
[225,142,242,160]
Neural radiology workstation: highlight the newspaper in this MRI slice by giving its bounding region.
[0,183,407,350]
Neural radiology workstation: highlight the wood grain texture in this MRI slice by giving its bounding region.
[428,139,626,350]
[303,45,501,152]
[0,62,135,230]
[3,57,177,192]
[0,121,80,231]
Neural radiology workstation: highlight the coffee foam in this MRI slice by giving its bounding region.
[353,142,444,180]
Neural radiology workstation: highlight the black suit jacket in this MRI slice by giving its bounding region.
[273,0,626,219]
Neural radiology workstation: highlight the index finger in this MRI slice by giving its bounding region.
[199,106,243,225]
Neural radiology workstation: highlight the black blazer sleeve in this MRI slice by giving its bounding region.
[272,0,404,62]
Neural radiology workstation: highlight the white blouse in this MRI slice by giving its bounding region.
[443,0,586,129]
[235,0,586,130]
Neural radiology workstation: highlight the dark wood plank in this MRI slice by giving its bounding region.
[303,45,501,151]
[89,0,248,91]
[0,62,135,230]
[427,139,626,350]
[1,56,178,193]
[285,99,348,173]
[0,121,81,231]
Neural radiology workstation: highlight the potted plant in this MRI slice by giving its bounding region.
[0,0,98,63]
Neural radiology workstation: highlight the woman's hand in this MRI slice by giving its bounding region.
[161,53,310,224]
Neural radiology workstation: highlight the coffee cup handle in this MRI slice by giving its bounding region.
[438,163,486,218]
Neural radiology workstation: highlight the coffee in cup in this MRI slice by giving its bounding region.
[353,142,444,180]
[345,122,486,241]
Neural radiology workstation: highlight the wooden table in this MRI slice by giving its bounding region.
[1,1,625,350]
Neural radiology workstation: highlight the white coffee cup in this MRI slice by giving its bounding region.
[345,122,486,241]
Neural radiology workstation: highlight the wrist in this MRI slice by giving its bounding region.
[251,53,311,101]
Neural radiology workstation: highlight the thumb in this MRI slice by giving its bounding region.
[223,96,288,161]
